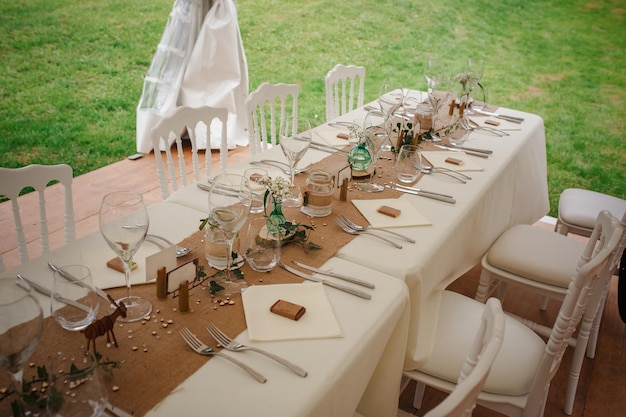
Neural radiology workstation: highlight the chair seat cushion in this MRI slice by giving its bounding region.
[418,291,546,396]
[486,224,584,287]
[559,188,626,230]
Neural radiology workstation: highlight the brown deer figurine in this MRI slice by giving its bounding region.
[82,295,127,354]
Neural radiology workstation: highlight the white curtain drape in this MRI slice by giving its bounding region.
[136,0,248,153]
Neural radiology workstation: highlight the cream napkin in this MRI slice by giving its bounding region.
[242,283,343,341]
[421,151,484,172]
[352,198,431,228]
[314,127,350,147]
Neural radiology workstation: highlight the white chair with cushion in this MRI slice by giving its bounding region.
[0,164,75,272]
[475,210,625,415]
[406,210,622,417]
[411,298,505,417]
[151,105,229,200]
[325,64,365,121]
[245,82,299,155]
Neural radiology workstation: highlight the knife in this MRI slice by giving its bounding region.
[433,144,489,158]
[104,401,135,417]
[16,274,92,313]
[309,141,349,155]
[447,144,493,155]
[279,263,372,299]
[291,260,375,289]
[471,108,524,124]
[48,262,113,305]
[385,183,456,204]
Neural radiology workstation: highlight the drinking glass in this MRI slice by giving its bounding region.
[208,173,252,295]
[46,348,107,417]
[424,57,445,91]
[378,82,405,118]
[394,144,421,184]
[99,191,151,322]
[243,216,281,272]
[244,167,269,214]
[279,116,311,207]
[353,110,391,192]
[51,265,100,331]
[427,76,452,141]
[0,277,44,415]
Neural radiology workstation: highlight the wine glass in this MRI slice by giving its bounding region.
[279,116,311,207]
[466,58,486,110]
[51,265,100,331]
[99,191,151,322]
[377,81,405,118]
[0,277,44,415]
[47,348,107,417]
[427,75,452,142]
[208,173,252,295]
[424,57,445,92]
[353,110,391,192]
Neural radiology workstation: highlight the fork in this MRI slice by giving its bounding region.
[179,327,267,383]
[335,217,402,249]
[207,324,308,377]
[338,214,415,243]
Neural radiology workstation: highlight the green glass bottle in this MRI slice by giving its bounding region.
[347,141,372,171]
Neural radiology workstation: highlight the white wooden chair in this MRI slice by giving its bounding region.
[474,210,625,415]
[0,164,75,272]
[325,64,365,121]
[151,105,229,200]
[417,298,505,417]
[245,82,299,155]
[405,210,623,417]
[556,188,626,237]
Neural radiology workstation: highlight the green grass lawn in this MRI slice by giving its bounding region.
[1,0,624,216]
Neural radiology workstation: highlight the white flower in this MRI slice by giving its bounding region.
[257,175,291,201]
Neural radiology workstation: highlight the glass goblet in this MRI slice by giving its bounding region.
[424,56,445,92]
[46,348,107,417]
[99,191,151,322]
[394,144,422,184]
[279,116,311,208]
[243,216,281,272]
[377,81,405,118]
[0,277,44,416]
[51,265,100,331]
[208,173,252,295]
[352,111,391,192]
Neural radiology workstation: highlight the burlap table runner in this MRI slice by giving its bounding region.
[8,146,418,416]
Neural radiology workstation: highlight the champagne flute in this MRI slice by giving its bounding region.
[0,277,44,415]
[99,191,151,322]
[279,116,311,208]
[208,173,252,295]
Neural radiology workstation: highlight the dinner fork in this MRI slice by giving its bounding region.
[335,217,402,249]
[338,214,415,243]
[206,324,308,377]
[179,327,267,383]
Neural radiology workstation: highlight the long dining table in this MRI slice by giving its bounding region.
[2,92,549,417]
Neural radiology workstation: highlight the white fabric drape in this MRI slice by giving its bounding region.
[136,0,248,153]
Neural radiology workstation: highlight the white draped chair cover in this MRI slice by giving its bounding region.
[136,0,248,153]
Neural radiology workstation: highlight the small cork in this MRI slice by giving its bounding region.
[156,267,167,299]
[336,133,349,140]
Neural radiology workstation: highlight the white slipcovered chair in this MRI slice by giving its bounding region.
[245,82,299,155]
[475,210,625,415]
[405,210,623,417]
[151,105,229,200]
[0,164,75,272]
[325,64,365,121]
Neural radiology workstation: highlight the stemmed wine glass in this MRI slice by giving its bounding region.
[378,81,405,117]
[466,58,485,110]
[424,57,445,92]
[427,76,452,142]
[208,173,252,295]
[99,191,151,322]
[0,277,44,415]
[353,110,391,192]
[279,116,311,208]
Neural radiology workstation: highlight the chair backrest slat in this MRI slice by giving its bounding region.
[325,64,365,121]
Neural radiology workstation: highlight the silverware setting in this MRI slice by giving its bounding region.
[433,144,489,158]
[469,107,525,124]
[48,262,113,305]
[250,160,309,175]
[291,260,376,289]
[335,216,403,249]
[279,262,372,299]
[206,323,308,377]
[179,327,267,383]
[16,273,92,312]
[385,182,456,204]
[309,140,349,156]
[419,164,470,183]
[462,118,509,137]
[337,214,415,244]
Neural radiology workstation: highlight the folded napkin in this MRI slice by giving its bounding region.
[421,151,484,172]
[352,198,431,228]
[242,283,343,341]
[314,127,350,147]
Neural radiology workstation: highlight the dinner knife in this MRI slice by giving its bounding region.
[279,263,372,300]
[447,144,493,155]
[291,260,376,289]
[433,144,489,158]
[309,141,349,155]
[48,262,113,305]
[385,183,456,204]
[471,108,524,124]
[16,273,92,313]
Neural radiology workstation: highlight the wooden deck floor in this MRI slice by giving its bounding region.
[1,147,624,416]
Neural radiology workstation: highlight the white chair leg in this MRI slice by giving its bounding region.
[412,381,426,409]
[476,269,495,303]
[587,289,607,359]
[540,295,549,311]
